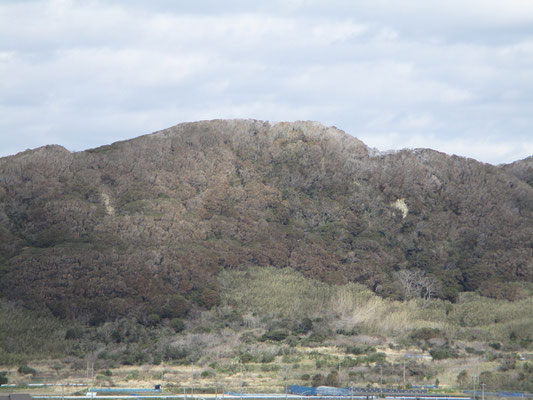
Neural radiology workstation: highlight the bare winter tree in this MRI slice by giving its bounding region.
[395,269,438,304]
[421,275,438,304]
[395,269,420,300]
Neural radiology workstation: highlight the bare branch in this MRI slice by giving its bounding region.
[395,269,437,304]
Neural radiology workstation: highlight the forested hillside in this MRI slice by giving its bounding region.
[0,120,532,322]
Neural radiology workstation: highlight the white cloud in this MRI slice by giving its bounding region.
[0,0,532,164]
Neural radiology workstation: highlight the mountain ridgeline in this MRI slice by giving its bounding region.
[0,120,532,322]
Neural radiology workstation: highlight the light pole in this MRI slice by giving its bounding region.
[380,365,383,397]
[240,361,244,393]
[285,366,289,400]
[403,360,406,387]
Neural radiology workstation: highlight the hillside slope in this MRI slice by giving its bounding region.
[502,156,533,188]
[0,120,532,322]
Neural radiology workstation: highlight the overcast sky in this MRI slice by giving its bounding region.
[1,0,533,164]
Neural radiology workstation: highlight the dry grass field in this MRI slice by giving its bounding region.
[2,267,533,393]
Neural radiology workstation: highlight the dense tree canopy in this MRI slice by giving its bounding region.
[0,120,532,321]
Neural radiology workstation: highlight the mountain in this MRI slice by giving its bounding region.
[502,156,533,188]
[0,120,532,323]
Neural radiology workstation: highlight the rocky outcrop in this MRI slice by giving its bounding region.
[0,120,532,322]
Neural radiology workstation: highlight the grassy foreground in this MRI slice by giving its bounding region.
[1,266,533,393]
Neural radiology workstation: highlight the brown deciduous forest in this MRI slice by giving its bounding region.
[0,120,532,322]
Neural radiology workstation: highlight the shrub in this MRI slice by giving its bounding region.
[457,370,470,388]
[111,329,123,343]
[121,350,148,366]
[295,318,313,334]
[345,345,364,355]
[197,288,221,308]
[65,327,84,340]
[260,364,280,372]
[51,362,64,372]
[307,332,325,343]
[160,294,190,319]
[430,347,457,360]
[164,345,188,361]
[341,357,359,368]
[260,330,289,342]
[261,353,275,363]
[325,370,339,386]
[465,347,484,355]
[238,331,256,344]
[285,335,299,347]
[311,373,325,387]
[144,313,161,327]
[498,357,516,372]
[363,352,385,363]
[18,365,37,375]
[520,336,533,349]
[410,328,441,341]
[0,372,7,385]
[300,373,310,381]
[282,354,301,363]
[406,361,436,379]
[169,318,185,333]
[337,328,358,336]
[239,352,255,363]
[152,353,162,365]
[125,370,139,381]
[489,342,501,350]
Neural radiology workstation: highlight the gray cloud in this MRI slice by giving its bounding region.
[0,0,532,163]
